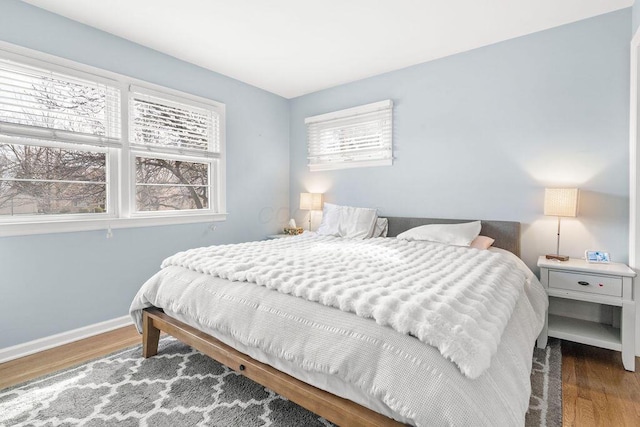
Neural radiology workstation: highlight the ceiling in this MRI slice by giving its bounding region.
[22,0,633,99]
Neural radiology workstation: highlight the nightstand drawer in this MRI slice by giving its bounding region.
[548,270,622,297]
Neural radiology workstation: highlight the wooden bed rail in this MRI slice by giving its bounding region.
[142,308,406,427]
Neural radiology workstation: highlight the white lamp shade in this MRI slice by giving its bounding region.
[300,192,323,211]
[544,188,579,217]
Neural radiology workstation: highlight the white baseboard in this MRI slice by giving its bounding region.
[0,315,133,364]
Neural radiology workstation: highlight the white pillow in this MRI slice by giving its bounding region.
[372,218,389,238]
[396,221,482,246]
[316,203,341,236]
[316,203,378,239]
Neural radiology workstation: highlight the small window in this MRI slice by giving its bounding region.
[305,100,393,171]
[128,86,221,214]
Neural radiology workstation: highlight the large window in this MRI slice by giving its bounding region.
[305,100,393,171]
[0,47,225,236]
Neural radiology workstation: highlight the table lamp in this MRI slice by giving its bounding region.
[300,193,323,230]
[544,188,579,261]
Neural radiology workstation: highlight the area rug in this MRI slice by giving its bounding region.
[0,337,562,426]
[526,338,562,427]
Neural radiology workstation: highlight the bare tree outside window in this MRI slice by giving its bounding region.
[0,69,111,216]
[130,94,212,212]
[136,157,209,211]
[0,62,212,217]
[0,144,106,215]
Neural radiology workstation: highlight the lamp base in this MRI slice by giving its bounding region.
[546,254,569,261]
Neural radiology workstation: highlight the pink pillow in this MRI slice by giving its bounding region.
[470,235,495,250]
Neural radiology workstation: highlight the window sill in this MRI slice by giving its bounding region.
[309,158,392,172]
[0,213,228,237]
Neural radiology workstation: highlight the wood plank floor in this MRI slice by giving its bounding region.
[561,341,640,426]
[1,327,639,426]
[0,325,140,390]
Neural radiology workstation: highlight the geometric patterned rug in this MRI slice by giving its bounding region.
[526,338,563,427]
[0,336,561,426]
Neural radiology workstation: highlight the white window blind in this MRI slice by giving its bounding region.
[305,100,393,171]
[128,87,221,214]
[129,86,220,157]
[0,58,121,148]
[0,46,227,231]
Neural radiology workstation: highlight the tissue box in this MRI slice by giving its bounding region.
[283,227,304,235]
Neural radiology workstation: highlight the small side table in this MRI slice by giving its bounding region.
[536,256,636,371]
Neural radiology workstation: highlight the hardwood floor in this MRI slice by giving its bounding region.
[562,341,640,427]
[1,328,639,426]
[0,325,140,390]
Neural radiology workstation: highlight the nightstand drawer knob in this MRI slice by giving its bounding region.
[577,281,590,286]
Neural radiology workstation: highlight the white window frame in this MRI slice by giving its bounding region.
[128,151,216,217]
[127,85,222,217]
[305,100,393,171]
[0,42,227,237]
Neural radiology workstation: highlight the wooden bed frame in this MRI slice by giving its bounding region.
[141,217,521,426]
[143,308,404,426]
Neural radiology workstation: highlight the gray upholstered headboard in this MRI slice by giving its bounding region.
[384,217,521,257]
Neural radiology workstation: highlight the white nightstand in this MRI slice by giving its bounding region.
[536,256,636,371]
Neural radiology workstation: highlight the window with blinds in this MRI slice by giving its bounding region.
[305,100,393,171]
[0,47,226,231]
[0,59,120,217]
[129,87,220,213]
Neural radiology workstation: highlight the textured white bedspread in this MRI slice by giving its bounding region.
[161,235,527,379]
[130,241,547,426]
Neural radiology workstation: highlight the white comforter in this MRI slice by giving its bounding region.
[161,235,527,378]
[130,239,547,426]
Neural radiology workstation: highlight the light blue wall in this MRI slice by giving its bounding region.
[633,1,640,34]
[0,2,633,350]
[0,0,290,348]
[290,9,631,272]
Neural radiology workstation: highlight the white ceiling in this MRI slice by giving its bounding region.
[22,0,633,99]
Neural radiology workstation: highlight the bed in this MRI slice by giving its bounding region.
[130,217,547,426]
